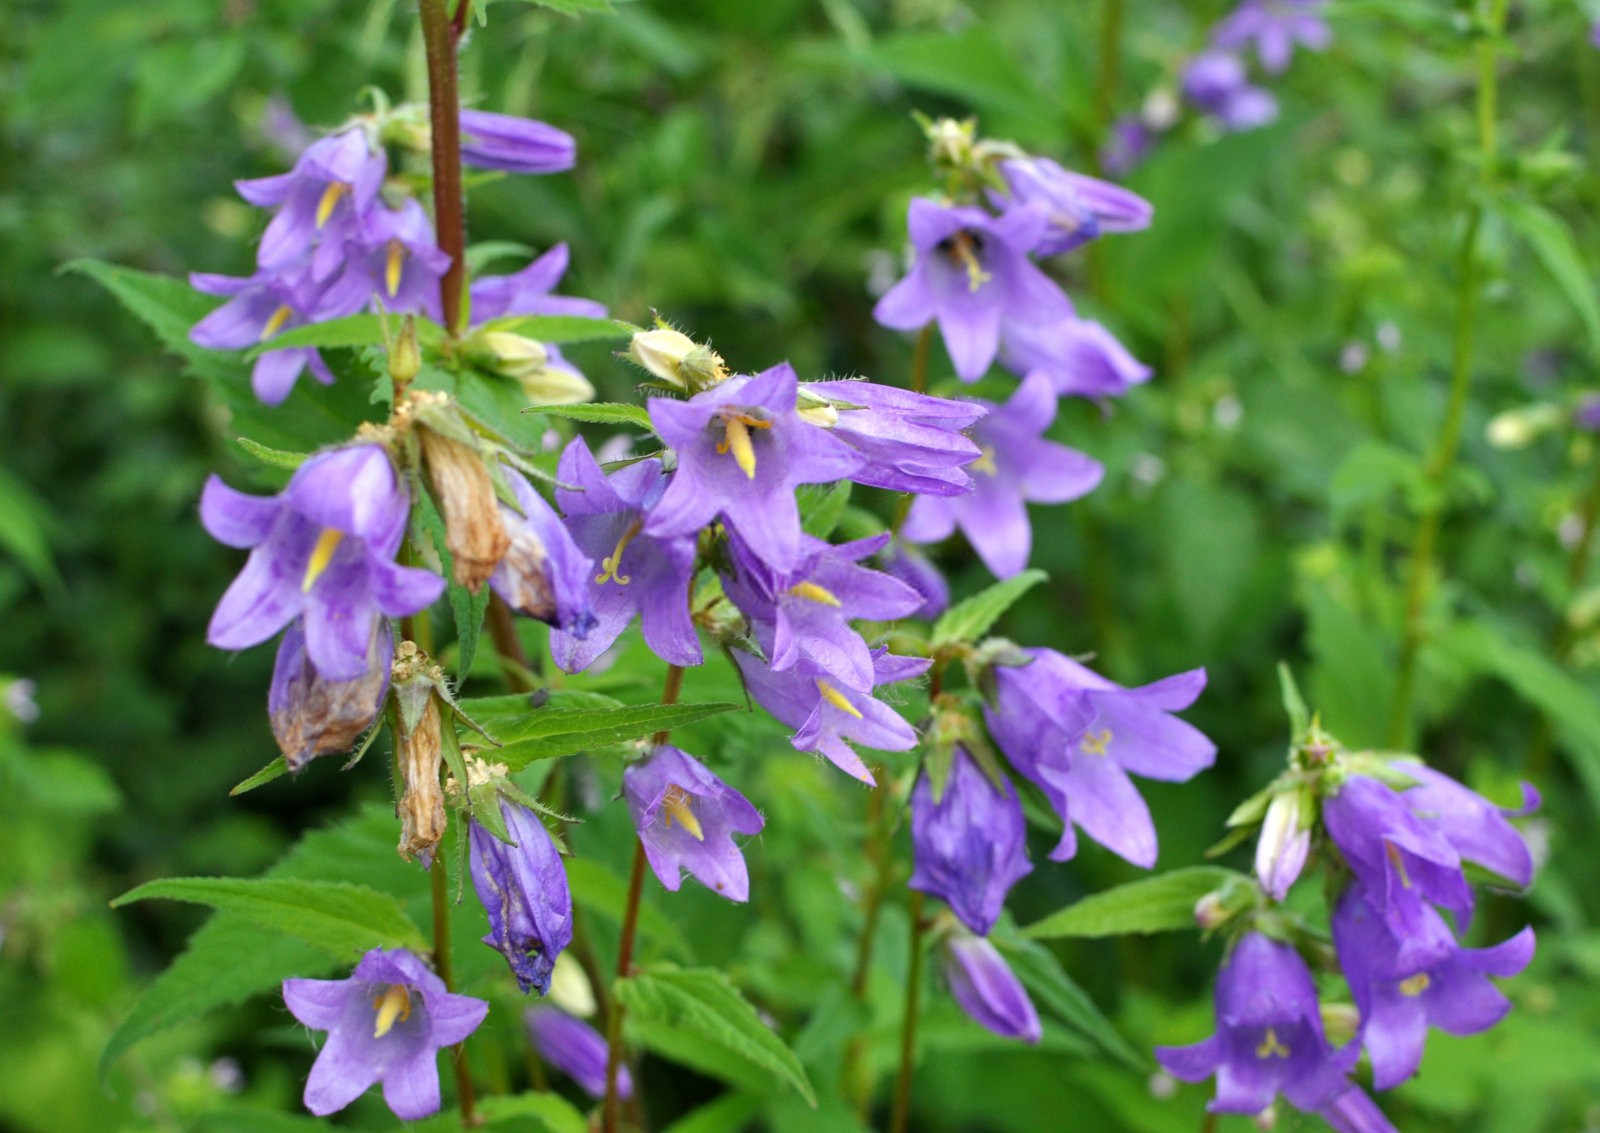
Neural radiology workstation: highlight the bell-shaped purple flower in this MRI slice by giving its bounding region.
[340,197,451,318]
[878,541,949,620]
[903,374,1102,579]
[269,617,392,773]
[526,1007,632,1100]
[942,932,1041,1043]
[623,745,765,902]
[873,198,1074,382]
[469,798,573,995]
[201,446,444,680]
[645,362,863,572]
[1101,115,1154,177]
[235,128,387,271]
[469,242,608,323]
[992,156,1153,257]
[985,649,1214,867]
[1317,1086,1398,1133]
[282,947,488,1120]
[490,462,597,639]
[1212,0,1331,75]
[798,379,985,497]
[1156,932,1357,1117]
[910,746,1032,935]
[459,109,576,175]
[1002,316,1152,400]
[1181,52,1279,131]
[1394,761,1536,889]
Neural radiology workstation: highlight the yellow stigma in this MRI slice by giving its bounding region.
[595,520,642,586]
[385,240,405,298]
[372,984,412,1038]
[789,581,841,607]
[969,445,998,476]
[719,417,759,479]
[1398,973,1431,997]
[815,679,862,719]
[661,785,704,841]
[315,181,349,228]
[260,304,294,342]
[1079,728,1113,756]
[1255,1027,1290,1060]
[949,232,992,293]
[302,528,345,592]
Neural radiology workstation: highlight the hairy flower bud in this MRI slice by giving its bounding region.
[389,317,421,387]
[270,619,392,773]
[1255,788,1312,901]
[475,330,550,377]
[397,693,446,865]
[516,363,595,406]
[420,428,509,593]
[626,327,727,390]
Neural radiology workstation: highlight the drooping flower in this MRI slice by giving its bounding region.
[942,932,1042,1043]
[469,798,573,995]
[797,380,985,497]
[991,156,1153,257]
[1393,761,1536,890]
[235,128,387,271]
[490,462,598,639]
[459,109,576,175]
[282,947,488,1120]
[200,445,444,680]
[1001,316,1152,400]
[1155,932,1357,1117]
[622,745,765,902]
[873,197,1074,382]
[878,541,949,620]
[269,617,392,773]
[645,362,863,572]
[910,746,1032,935]
[1212,0,1331,75]
[902,374,1103,579]
[1316,1086,1398,1133]
[985,649,1214,867]
[1181,52,1280,131]
[526,1007,632,1100]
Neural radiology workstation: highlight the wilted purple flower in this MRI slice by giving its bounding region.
[985,649,1214,867]
[1394,761,1536,889]
[798,380,985,497]
[201,446,444,680]
[1254,790,1311,901]
[902,374,1102,579]
[1182,52,1280,131]
[469,798,573,995]
[645,362,863,572]
[1101,115,1153,177]
[942,932,1041,1043]
[269,617,392,772]
[878,541,949,620]
[1317,1086,1398,1133]
[282,947,488,1120]
[1002,316,1152,399]
[469,243,608,322]
[992,156,1153,257]
[526,1007,631,1100]
[548,436,699,673]
[490,462,598,639]
[623,745,765,902]
[1332,885,1534,1089]
[235,128,387,271]
[910,746,1032,935]
[341,198,451,318]
[459,109,576,175]
[1156,932,1357,1116]
[1212,0,1331,75]
[873,198,1074,382]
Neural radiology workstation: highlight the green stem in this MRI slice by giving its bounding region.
[1094,0,1123,140]
[432,856,479,1126]
[843,766,892,1117]
[889,891,926,1133]
[418,0,467,336]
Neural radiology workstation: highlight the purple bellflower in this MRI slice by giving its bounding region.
[470,243,608,322]
[992,156,1153,257]
[942,932,1042,1043]
[878,541,949,620]
[1181,52,1280,131]
[1577,393,1600,431]
[1101,115,1154,177]
[910,746,1032,935]
[201,445,444,680]
[902,374,1103,579]
[269,617,392,773]
[469,798,573,995]
[1156,932,1357,1117]
[873,197,1074,382]
[548,436,700,673]
[645,362,863,572]
[490,462,598,640]
[986,649,1214,868]
[459,109,576,175]
[798,379,985,497]
[340,197,451,319]
[1394,761,1536,890]
[282,947,488,1120]
[526,1007,632,1100]
[235,128,387,272]
[1212,0,1332,75]
[1002,316,1152,400]
[623,745,765,902]
[1318,1086,1399,1133]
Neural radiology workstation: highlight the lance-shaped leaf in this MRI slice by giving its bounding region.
[1023,867,1247,939]
[931,569,1047,648]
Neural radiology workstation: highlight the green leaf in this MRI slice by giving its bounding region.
[989,925,1146,1070]
[931,569,1047,647]
[0,465,58,587]
[798,480,851,539]
[1498,197,1600,355]
[565,856,691,959]
[111,877,427,958]
[846,26,1049,119]
[482,314,639,343]
[1277,662,1309,737]
[530,402,655,431]
[482,702,742,769]
[246,314,392,354]
[616,965,817,1105]
[235,436,309,470]
[1023,867,1246,939]
[660,1094,765,1133]
[62,260,218,368]
[410,1093,589,1133]
[229,756,288,796]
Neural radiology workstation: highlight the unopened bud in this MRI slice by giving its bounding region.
[547,952,597,1017]
[1254,789,1312,902]
[396,693,446,865]
[626,327,727,390]
[270,620,392,773]
[517,363,595,406]
[1194,891,1229,931]
[420,428,509,593]
[389,317,421,387]
[1486,403,1563,449]
[475,330,550,378]
[925,116,976,169]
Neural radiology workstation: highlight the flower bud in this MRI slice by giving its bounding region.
[420,428,510,594]
[625,327,727,390]
[1194,891,1229,931]
[924,116,976,170]
[474,330,550,378]
[270,619,392,773]
[942,932,1041,1043]
[396,692,446,866]
[526,1006,630,1100]
[470,798,572,993]
[516,363,595,406]
[1254,788,1312,901]
[389,317,421,388]
[547,952,596,1017]
[1486,403,1564,449]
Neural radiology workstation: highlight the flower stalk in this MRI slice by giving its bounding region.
[418,0,467,335]
[890,890,926,1133]
[432,854,479,1124]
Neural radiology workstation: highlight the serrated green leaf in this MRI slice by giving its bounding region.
[229,756,288,796]
[482,314,639,342]
[236,436,309,470]
[931,569,1047,647]
[1023,866,1246,939]
[529,402,655,431]
[989,922,1146,1070]
[482,702,741,769]
[246,314,392,354]
[1498,197,1600,355]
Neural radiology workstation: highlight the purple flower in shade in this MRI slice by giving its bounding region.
[985,649,1214,867]
[734,647,928,785]
[526,1007,632,1100]
[200,446,444,680]
[873,197,1074,382]
[622,745,765,902]
[645,362,863,572]
[269,617,392,773]
[469,799,573,995]
[992,156,1153,257]
[942,932,1042,1044]
[1156,933,1358,1117]
[490,462,598,639]
[1212,0,1332,75]
[902,374,1103,579]
[469,243,608,323]
[1593,21,1600,49]
[1394,762,1537,890]
[909,746,1032,935]
[235,128,387,271]
[1002,316,1152,400]
[1577,393,1600,431]
[1332,884,1535,1089]
[1181,52,1280,131]
[342,197,451,319]
[459,109,576,175]
[1101,115,1153,177]
[878,541,949,620]
[1317,1086,1398,1133]
[798,380,986,497]
[547,436,699,673]
[282,947,488,1120]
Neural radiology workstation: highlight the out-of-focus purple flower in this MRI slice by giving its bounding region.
[236,128,387,271]
[902,374,1102,579]
[646,362,863,572]
[1576,394,1600,431]
[985,649,1214,867]
[282,947,488,1120]
[1002,316,1152,399]
[1101,115,1153,177]
[469,243,608,323]
[992,156,1153,256]
[622,745,765,902]
[1181,52,1280,131]
[201,446,444,680]
[942,932,1041,1043]
[798,380,985,497]
[526,1007,631,1100]
[488,462,596,640]
[549,437,699,673]
[269,617,392,772]
[469,798,573,995]
[910,746,1032,935]
[1317,1086,1398,1133]
[1332,885,1534,1089]
[1212,0,1331,75]
[258,96,315,160]
[1395,761,1536,889]
[342,197,451,319]
[1592,21,1600,49]
[878,541,949,620]
[1254,790,1311,902]
[1156,932,1357,1117]
[873,198,1074,382]
[459,109,576,175]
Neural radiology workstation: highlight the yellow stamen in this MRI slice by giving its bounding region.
[385,240,405,298]
[372,984,412,1038]
[969,445,998,476]
[302,528,345,592]
[260,304,294,342]
[315,181,349,228]
[1079,728,1113,756]
[948,232,992,293]
[815,679,863,719]
[1384,840,1412,889]
[789,581,841,607]
[720,417,758,479]
[1255,1027,1290,1059]
[661,785,704,841]
[595,520,642,586]
[1398,973,1431,997]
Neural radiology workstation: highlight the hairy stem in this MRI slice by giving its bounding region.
[890,890,926,1133]
[432,856,479,1125]
[418,0,467,336]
